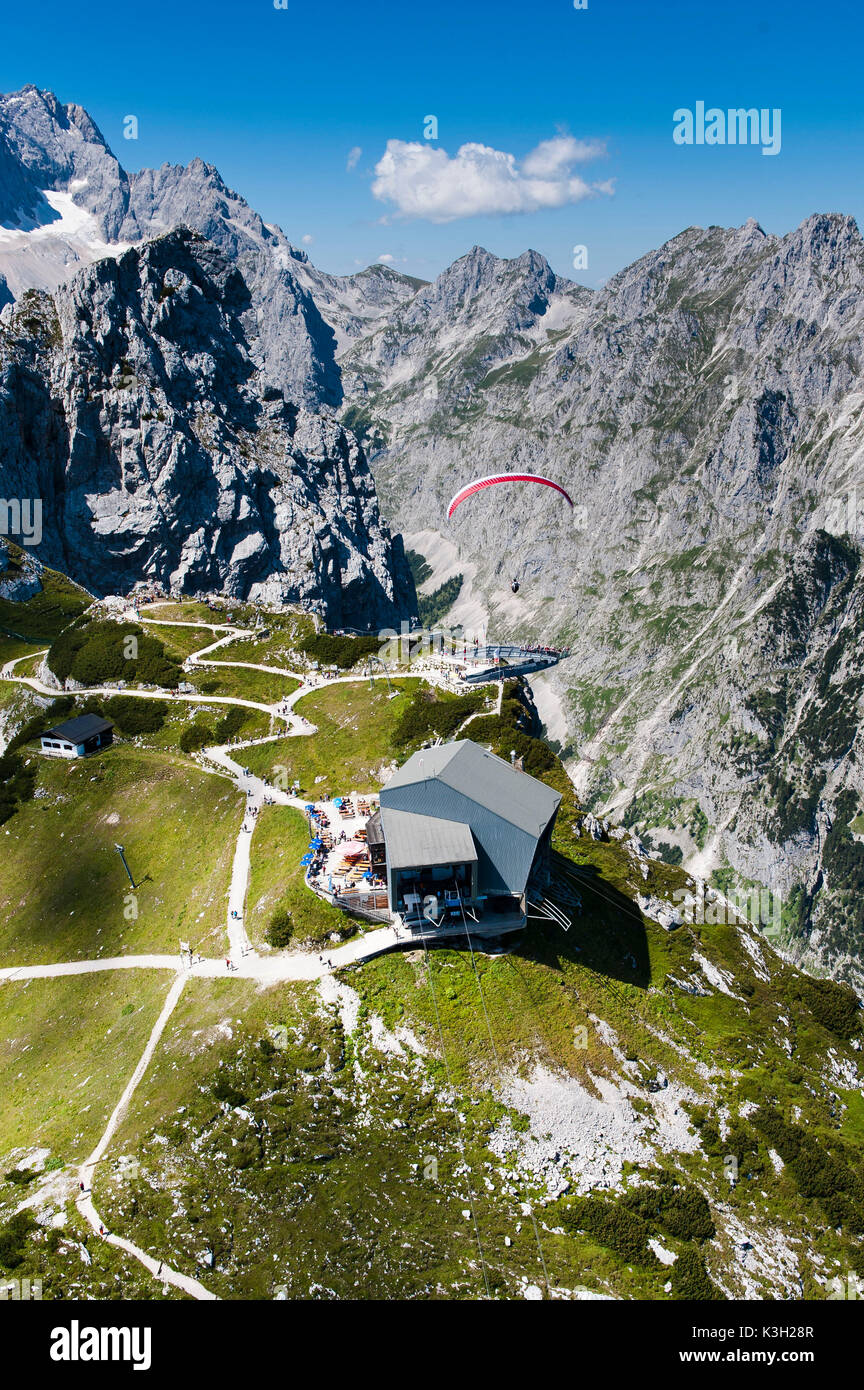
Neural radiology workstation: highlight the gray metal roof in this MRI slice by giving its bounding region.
[380,807,477,871]
[365,808,385,847]
[379,738,561,897]
[44,714,114,743]
[383,740,561,836]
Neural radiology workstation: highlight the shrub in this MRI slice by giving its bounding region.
[179,722,214,753]
[418,574,463,627]
[794,975,861,1040]
[561,1195,657,1265]
[47,620,181,689]
[394,688,485,746]
[102,696,168,735]
[0,1210,36,1270]
[671,1246,722,1300]
[751,1106,864,1228]
[645,836,683,866]
[214,707,249,742]
[211,1079,247,1108]
[300,632,380,670]
[723,1121,763,1177]
[0,753,36,826]
[623,1177,715,1242]
[662,1185,715,1241]
[467,712,556,777]
[267,909,293,948]
[406,549,433,588]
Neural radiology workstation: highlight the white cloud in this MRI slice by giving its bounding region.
[301,233,314,245]
[346,145,362,171]
[377,252,395,263]
[371,135,611,222]
[520,135,607,177]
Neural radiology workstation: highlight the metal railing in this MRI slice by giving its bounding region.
[333,889,391,923]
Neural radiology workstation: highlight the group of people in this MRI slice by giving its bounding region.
[242,784,261,833]
[519,643,571,657]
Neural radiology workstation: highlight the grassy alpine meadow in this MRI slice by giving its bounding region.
[0,964,186,1302]
[0,558,91,644]
[136,600,229,624]
[186,664,301,706]
[3,652,47,680]
[0,635,46,670]
[212,608,316,665]
[139,622,228,662]
[238,677,424,798]
[0,970,172,1173]
[245,803,347,948]
[0,744,243,963]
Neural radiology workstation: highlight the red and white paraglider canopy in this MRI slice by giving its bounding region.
[447,472,574,521]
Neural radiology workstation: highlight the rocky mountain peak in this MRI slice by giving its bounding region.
[0,84,128,238]
[0,224,415,623]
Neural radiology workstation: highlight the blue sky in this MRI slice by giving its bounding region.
[1,0,861,286]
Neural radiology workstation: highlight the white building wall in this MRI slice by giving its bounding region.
[40,738,77,759]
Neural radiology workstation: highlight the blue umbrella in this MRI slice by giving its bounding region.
[311,836,323,847]
[304,803,315,813]
[300,854,313,865]
[333,797,343,807]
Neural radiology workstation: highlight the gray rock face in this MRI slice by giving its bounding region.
[120,157,343,406]
[0,537,42,601]
[0,229,414,627]
[0,127,44,227]
[0,84,128,236]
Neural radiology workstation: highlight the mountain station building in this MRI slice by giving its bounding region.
[377,739,561,940]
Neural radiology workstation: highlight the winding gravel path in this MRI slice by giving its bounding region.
[75,975,217,1300]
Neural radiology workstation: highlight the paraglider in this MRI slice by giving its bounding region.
[447,471,574,521]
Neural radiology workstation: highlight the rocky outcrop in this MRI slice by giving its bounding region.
[0,537,42,601]
[0,230,415,627]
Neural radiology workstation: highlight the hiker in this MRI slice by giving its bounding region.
[226,958,232,970]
